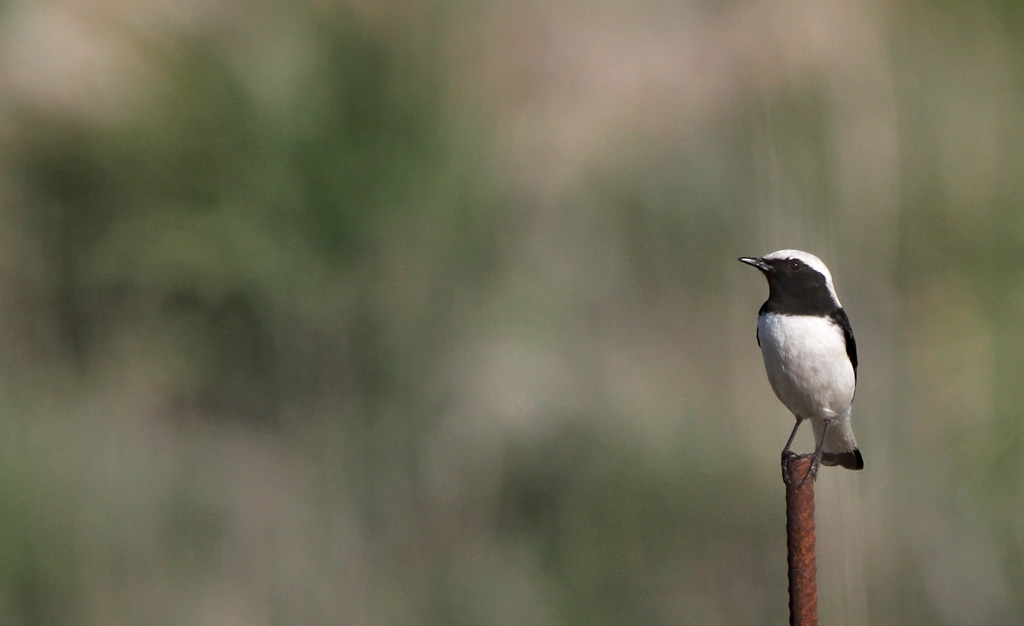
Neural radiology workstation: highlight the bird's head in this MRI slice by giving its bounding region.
[739,249,841,308]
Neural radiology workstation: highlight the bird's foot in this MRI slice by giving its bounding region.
[799,455,820,486]
[781,451,818,485]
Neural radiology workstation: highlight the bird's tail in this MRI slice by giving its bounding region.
[822,448,864,470]
[814,417,864,470]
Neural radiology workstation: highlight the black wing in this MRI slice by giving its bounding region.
[830,308,858,379]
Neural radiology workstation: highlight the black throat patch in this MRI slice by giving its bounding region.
[758,257,836,316]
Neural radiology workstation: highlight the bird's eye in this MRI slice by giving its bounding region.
[789,260,801,271]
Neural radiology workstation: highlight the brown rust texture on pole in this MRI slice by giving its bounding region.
[785,455,818,626]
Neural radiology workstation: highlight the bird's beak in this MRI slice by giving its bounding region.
[738,256,770,272]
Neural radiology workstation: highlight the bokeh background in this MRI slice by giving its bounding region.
[0,0,1019,623]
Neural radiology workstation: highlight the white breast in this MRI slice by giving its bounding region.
[757,313,856,421]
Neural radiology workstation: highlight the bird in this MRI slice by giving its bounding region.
[738,249,864,482]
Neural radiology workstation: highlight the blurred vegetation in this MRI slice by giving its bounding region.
[0,0,1023,624]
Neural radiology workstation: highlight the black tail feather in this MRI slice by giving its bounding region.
[821,448,864,470]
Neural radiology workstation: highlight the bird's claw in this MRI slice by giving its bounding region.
[781,451,818,486]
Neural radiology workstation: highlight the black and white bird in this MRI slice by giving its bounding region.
[739,249,864,480]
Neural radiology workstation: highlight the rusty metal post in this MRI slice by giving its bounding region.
[785,455,818,626]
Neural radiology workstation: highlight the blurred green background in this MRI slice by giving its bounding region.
[0,0,1019,623]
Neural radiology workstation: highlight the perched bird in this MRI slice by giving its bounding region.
[738,250,864,481]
